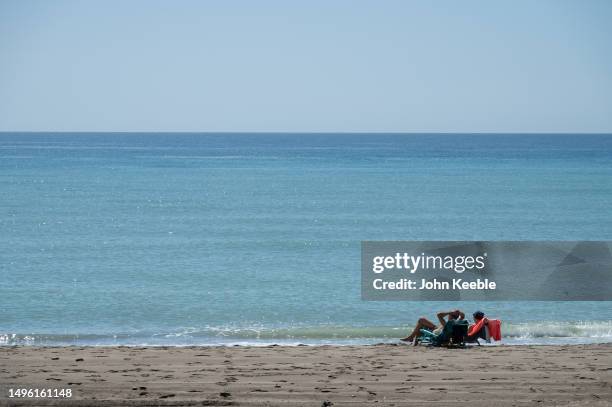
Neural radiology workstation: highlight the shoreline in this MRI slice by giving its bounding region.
[2,343,611,406]
[4,321,612,347]
[2,340,612,348]
[3,337,612,347]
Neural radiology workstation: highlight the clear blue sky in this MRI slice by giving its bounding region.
[1,0,611,132]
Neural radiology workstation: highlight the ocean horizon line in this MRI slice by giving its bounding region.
[2,131,612,136]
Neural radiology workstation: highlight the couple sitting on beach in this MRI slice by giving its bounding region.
[400,309,492,344]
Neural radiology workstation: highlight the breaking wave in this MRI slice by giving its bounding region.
[2,321,612,346]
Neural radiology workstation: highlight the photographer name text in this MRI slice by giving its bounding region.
[372,278,496,291]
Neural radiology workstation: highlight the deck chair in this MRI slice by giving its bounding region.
[466,318,502,345]
[415,319,469,347]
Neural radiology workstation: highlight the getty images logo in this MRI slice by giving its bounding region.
[372,252,488,274]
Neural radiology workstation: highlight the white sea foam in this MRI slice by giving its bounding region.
[2,321,611,346]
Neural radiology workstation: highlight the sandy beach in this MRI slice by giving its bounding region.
[1,344,611,406]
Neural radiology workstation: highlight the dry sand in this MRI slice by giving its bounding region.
[1,344,611,406]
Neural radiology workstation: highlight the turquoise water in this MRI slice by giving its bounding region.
[1,133,612,346]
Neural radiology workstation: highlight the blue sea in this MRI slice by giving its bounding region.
[1,133,612,346]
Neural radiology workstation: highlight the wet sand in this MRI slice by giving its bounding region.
[1,344,611,406]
